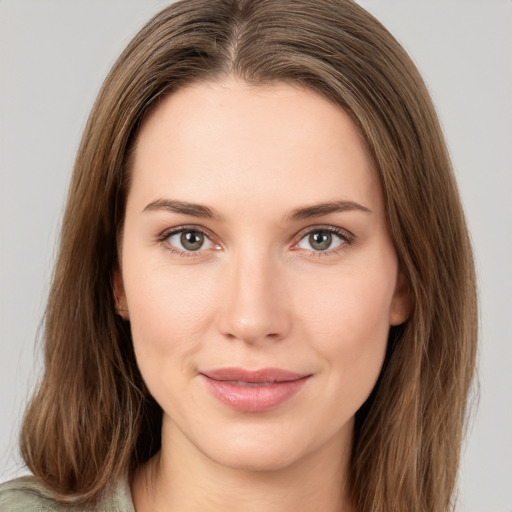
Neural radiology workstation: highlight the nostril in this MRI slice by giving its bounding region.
[216,266,292,344]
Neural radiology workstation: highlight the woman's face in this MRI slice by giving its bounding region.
[116,78,409,472]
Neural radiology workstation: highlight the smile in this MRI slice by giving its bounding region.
[200,367,311,413]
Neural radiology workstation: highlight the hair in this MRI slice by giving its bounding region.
[19,1,477,511]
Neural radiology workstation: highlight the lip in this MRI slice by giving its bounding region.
[200,367,311,412]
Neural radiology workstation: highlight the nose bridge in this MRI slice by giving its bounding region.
[217,243,291,344]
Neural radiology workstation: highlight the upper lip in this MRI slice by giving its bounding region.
[201,367,309,383]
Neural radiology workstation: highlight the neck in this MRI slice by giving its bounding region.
[132,419,356,512]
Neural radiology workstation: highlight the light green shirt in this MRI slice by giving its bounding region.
[0,475,135,512]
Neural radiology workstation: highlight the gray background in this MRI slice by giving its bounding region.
[1,1,511,511]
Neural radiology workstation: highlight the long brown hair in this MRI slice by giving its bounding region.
[20,1,477,510]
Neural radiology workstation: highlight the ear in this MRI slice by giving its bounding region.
[113,268,130,320]
[390,269,411,326]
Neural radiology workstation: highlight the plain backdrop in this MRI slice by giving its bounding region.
[0,1,511,511]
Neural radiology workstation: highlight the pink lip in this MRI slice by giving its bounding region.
[200,367,311,412]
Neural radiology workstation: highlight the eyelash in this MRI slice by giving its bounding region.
[294,226,354,258]
[157,225,354,258]
[157,225,219,258]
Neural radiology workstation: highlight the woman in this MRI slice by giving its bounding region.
[0,0,477,511]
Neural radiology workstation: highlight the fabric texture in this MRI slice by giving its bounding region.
[0,475,136,512]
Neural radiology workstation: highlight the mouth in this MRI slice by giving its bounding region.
[200,367,311,412]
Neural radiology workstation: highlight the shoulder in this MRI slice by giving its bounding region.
[0,475,135,512]
[0,475,62,511]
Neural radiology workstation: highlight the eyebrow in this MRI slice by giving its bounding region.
[142,198,371,222]
[142,199,224,221]
[285,200,372,221]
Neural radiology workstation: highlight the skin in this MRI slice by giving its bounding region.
[115,77,410,512]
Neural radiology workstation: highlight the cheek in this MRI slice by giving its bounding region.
[124,262,217,385]
[295,259,396,388]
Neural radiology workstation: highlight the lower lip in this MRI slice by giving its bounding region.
[202,376,310,412]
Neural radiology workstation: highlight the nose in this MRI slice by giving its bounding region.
[216,249,292,345]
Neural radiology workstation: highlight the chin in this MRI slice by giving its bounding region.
[191,417,349,475]
[204,439,307,473]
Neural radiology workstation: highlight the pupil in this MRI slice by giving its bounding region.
[310,231,332,251]
[181,231,204,251]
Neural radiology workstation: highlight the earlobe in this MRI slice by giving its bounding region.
[390,269,411,326]
[112,269,130,320]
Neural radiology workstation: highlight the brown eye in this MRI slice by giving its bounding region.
[297,228,347,252]
[309,231,332,251]
[180,230,204,251]
[166,229,215,253]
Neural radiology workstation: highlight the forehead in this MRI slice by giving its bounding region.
[128,77,381,215]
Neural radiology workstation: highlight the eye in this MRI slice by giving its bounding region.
[165,228,215,252]
[296,228,349,252]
